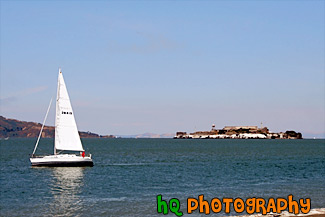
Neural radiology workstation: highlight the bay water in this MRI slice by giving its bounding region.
[0,138,324,216]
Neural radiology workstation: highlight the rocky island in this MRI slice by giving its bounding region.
[175,125,302,139]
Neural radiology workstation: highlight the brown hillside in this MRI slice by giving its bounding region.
[0,116,114,138]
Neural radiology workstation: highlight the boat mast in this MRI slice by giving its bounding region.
[32,98,53,156]
[54,68,61,155]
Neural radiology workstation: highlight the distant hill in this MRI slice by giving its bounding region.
[135,133,174,138]
[114,133,174,138]
[0,116,115,138]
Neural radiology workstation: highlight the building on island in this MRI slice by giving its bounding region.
[174,124,302,139]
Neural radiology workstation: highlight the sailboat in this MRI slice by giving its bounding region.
[30,69,93,167]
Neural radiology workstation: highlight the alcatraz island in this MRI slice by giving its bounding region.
[174,125,302,139]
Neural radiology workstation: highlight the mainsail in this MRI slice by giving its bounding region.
[55,70,84,152]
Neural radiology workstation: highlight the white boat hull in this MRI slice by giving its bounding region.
[30,154,93,167]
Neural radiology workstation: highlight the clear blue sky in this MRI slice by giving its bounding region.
[1,1,324,137]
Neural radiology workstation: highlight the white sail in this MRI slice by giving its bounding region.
[55,70,84,152]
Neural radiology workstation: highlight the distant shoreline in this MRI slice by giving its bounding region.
[1,116,324,139]
[0,116,115,139]
[1,137,325,140]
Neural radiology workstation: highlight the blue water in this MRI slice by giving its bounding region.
[0,138,324,216]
